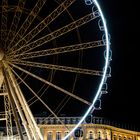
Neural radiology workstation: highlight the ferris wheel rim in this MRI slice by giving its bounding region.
[63,0,110,139]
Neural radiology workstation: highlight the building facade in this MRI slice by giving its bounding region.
[0,117,140,140]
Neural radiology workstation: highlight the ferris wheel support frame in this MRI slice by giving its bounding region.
[0,85,13,139]
[4,93,13,139]
[1,64,44,140]
[2,67,24,140]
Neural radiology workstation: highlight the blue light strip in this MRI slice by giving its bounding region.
[63,0,110,139]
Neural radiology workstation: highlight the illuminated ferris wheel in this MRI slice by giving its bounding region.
[0,0,111,139]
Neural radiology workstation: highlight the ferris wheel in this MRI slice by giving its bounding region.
[0,0,111,139]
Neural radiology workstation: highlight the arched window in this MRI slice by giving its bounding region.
[113,134,117,140]
[124,136,127,140]
[119,135,122,140]
[89,131,94,140]
[47,132,52,140]
[64,132,70,140]
[104,132,108,140]
[128,137,132,140]
[56,132,61,140]
[97,131,102,140]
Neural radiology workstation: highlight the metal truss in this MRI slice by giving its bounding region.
[7,0,46,51]
[6,0,26,47]
[4,92,13,139]
[2,64,44,140]
[8,0,76,53]
[9,40,106,59]
[8,62,91,106]
[0,83,13,139]
[10,68,70,131]
[8,11,100,56]
[9,60,104,76]
[1,0,8,44]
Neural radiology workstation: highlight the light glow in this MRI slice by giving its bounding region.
[63,0,110,139]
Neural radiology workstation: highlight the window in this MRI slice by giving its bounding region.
[97,131,102,140]
[47,132,52,140]
[104,132,108,140]
[56,132,61,140]
[128,137,132,140]
[64,132,70,140]
[113,135,117,140]
[74,128,83,138]
[89,131,94,140]
[119,135,122,140]
[124,136,127,140]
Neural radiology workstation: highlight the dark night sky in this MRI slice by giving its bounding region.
[94,0,140,130]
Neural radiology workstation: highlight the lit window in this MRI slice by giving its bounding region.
[119,135,122,140]
[124,136,127,140]
[113,135,117,140]
[104,132,108,140]
[97,131,102,140]
[89,131,94,140]
[47,132,52,140]
[64,132,70,140]
[128,137,132,140]
[56,132,61,140]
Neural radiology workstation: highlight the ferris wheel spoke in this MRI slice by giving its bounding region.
[6,0,26,48]
[7,62,91,106]
[8,12,100,56]
[9,67,70,130]
[1,0,8,42]
[10,60,104,76]
[7,0,46,51]
[8,0,76,54]
[8,40,105,59]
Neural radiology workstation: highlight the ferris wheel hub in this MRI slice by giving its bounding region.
[0,48,4,61]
